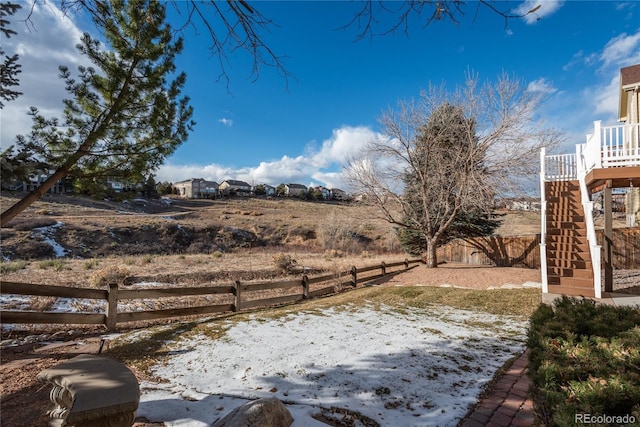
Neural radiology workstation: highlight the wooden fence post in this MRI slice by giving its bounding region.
[381,261,386,276]
[350,266,357,287]
[234,280,242,312]
[106,282,118,331]
[404,258,409,269]
[302,275,309,299]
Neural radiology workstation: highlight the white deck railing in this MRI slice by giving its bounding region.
[582,121,640,172]
[543,122,640,181]
[544,153,577,181]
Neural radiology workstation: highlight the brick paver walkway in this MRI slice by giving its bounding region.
[459,349,537,427]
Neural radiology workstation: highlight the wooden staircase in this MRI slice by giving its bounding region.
[544,180,595,297]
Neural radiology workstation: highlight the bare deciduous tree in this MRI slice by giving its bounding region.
[346,73,562,267]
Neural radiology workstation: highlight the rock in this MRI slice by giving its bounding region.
[211,398,293,427]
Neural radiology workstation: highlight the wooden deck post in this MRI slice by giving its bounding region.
[106,283,118,331]
[604,182,614,292]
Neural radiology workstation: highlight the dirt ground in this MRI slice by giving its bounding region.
[0,264,542,427]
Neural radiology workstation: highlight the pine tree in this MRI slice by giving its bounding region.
[395,103,494,265]
[1,0,194,226]
[0,1,22,108]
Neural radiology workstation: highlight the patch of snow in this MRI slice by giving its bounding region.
[138,304,527,427]
[0,294,32,310]
[134,282,169,288]
[32,222,67,257]
[51,298,104,313]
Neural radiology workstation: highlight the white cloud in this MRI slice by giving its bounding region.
[155,126,382,190]
[526,78,557,94]
[514,0,564,24]
[587,29,640,117]
[218,118,233,127]
[310,126,376,167]
[599,30,640,69]
[0,1,87,149]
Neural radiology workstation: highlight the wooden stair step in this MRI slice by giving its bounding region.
[547,259,591,269]
[546,234,589,242]
[547,201,582,210]
[547,252,591,259]
[546,283,596,297]
[546,215,585,222]
[546,267,593,279]
[547,229,587,237]
[547,243,590,252]
[547,275,594,288]
[546,223,586,231]
[546,208,583,215]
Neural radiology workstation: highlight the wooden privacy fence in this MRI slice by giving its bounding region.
[596,228,640,269]
[437,228,640,269]
[0,258,421,331]
[436,235,541,268]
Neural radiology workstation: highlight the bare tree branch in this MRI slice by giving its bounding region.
[341,0,541,40]
[53,0,294,92]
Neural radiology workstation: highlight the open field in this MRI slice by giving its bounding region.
[0,192,542,284]
[0,194,544,262]
[0,194,406,261]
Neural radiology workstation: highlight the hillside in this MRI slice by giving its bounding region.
[0,193,541,263]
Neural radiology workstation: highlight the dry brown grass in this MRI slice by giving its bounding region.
[0,250,408,287]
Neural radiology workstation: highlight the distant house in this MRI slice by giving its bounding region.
[174,178,219,199]
[503,197,541,212]
[318,187,332,200]
[253,184,276,196]
[285,183,307,197]
[219,179,252,196]
[5,172,70,194]
[330,188,349,201]
[106,177,140,193]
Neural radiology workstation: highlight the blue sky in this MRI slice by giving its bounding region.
[1,1,639,190]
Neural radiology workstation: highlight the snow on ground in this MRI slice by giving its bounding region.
[31,222,67,257]
[134,304,528,427]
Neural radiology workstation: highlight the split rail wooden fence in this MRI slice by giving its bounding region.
[1,258,421,331]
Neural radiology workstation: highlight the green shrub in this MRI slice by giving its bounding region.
[83,259,99,270]
[212,251,224,258]
[528,297,640,426]
[37,259,69,271]
[0,260,29,273]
